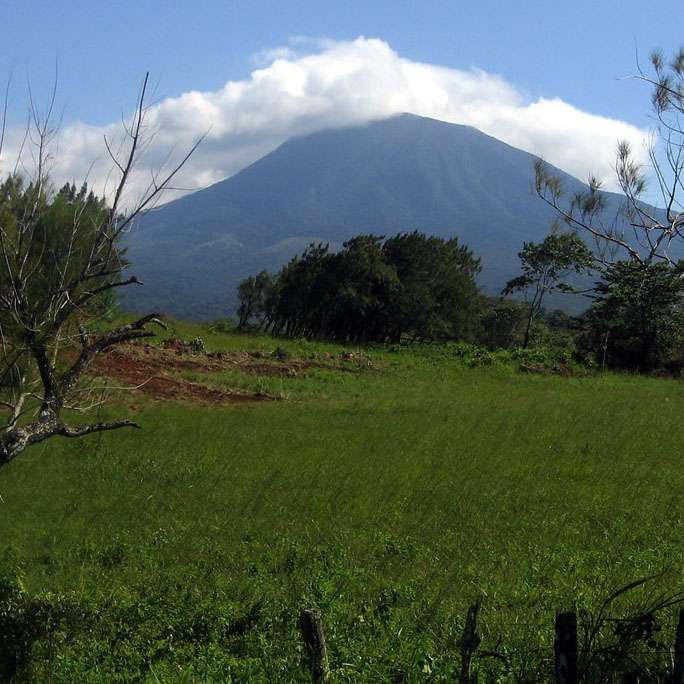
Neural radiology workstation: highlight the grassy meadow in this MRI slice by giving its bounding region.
[2,325,684,682]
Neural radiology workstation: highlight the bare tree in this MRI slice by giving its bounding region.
[534,46,684,268]
[0,74,202,467]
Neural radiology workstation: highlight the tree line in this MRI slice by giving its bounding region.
[236,232,481,344]
[236,225,684,374]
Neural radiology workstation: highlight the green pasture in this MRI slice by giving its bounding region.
[2,334,684,682]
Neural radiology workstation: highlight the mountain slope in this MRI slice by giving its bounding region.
[121,114,611,320]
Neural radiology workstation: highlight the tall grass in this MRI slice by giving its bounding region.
[1,336,684,681]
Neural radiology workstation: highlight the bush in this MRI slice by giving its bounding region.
[208,317,236,334]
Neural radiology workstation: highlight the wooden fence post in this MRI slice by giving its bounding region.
[672,608,684,684]
[555,611,578,684]
[299,608,330,684]
[459,600,482,684]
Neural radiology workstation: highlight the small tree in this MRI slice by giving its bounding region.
[237,270,274,330]
[0,75,201,467]
[503,233,594,347]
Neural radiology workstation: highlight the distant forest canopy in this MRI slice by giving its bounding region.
[236,231,482,344]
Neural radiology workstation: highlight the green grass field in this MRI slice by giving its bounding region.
[2,329,684,682]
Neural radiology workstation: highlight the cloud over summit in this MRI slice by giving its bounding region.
[1,37,650,206]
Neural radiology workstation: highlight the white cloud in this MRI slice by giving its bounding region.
[0,37,652,209]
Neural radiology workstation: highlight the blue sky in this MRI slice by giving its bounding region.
[2,0,684,204]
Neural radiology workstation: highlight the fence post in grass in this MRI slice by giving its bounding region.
[459,600,482,684]
[299,608,330,684]
[672,608,684,684]
[555,611,578,684]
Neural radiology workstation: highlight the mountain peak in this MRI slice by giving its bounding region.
[122,114,587,320]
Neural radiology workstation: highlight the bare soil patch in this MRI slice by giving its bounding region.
[93,342,374,405]
[94,345,275,405]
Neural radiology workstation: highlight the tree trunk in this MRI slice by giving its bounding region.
[523,304,534,348]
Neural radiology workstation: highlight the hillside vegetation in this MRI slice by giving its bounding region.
[2,324,684,682]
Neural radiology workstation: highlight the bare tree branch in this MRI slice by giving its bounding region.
[57,420,142,438]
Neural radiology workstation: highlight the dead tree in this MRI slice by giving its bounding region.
[0,73,202,467]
